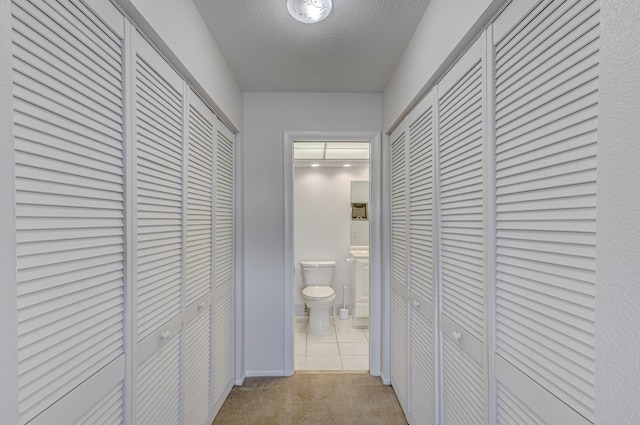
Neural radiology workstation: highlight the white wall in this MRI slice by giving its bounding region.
[382,0,505,132]
[243,92,381,374]
[596,0,640,423]
[115,0,243,130]
[294,166,369,310]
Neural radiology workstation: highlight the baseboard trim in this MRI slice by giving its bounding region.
[245,369,290,378]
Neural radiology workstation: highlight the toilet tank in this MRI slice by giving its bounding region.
[300,260,336,287]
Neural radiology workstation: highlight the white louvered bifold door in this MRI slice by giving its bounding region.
[184,302,212,425]
[437,36,488,425]
[11,0,127,423]
[183,89,214,425]
[212,119,235,411]
[407,91,437,425]
[132,31,184,425]
[492,0,599,423]
[390,126,409,417]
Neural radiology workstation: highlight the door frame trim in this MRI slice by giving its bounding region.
[283,130,382,376]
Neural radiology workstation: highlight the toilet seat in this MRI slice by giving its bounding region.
[302,286,335,301]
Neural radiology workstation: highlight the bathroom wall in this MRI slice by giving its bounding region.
[294,166,370,312]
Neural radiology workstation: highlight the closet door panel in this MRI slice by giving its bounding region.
[390,127,409,415]
[438,38,485,342]
[392,289,409,414]
[407,92,436,425]
[135,334,182,425]
[185,91,214,308]
[408,95,436,308]
[184,300,213,425]
[212,120,235,409]
[183,89,215,425]
[437,37,487,425]
[493,0,598,422]
[442,332,485,425]
[133,31,184,342]
[11,0,126,423]
[409,307,435,425]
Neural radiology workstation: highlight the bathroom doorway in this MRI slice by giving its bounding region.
[283,131,382,376]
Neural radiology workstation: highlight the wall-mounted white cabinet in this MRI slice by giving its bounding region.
[6,1,236,424]
[389,0,598,424]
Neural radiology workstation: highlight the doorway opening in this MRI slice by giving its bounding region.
[283,131,382,376]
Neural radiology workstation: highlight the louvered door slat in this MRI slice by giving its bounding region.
[214,126,234,289]
[409,106,435,306]
[135,37,183,342]
[436,38,487,425]
[71,382,124,425]
[186,95,213,307]
[392,290,409,413]
[494,0,598,422]
[439,55,485,341]
[496,381,547,425]
[391,131,407,292]
[212,120,235,410]
[390,127,409,416]
[136,336,181,425]
[184,307,212,425]
[212,289,233,408]
[442,335,485,425]
[410,308,435,425]
[12,1,125,423]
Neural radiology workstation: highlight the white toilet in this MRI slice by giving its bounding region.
[300,260,337,335]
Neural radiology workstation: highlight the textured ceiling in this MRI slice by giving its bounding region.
[192,0,432,92]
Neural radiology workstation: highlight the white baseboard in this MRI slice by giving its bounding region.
[245,369,291,378]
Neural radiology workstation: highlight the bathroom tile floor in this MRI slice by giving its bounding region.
[295,315,369,371]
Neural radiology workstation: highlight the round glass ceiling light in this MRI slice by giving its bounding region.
[287,0,332,24]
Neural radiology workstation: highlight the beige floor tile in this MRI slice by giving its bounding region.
[305,355,342,371]
[340,355,369,371]
[307,331,337,343]
[339,342,369,355]
[307,342,340,356]
[337,330,368,343]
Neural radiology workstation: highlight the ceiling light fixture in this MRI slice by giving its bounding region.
[287,0,332,24]
[310,163,320,167]
[342,163,352,167]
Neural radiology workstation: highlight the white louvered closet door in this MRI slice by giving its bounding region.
[212,119,235,411]
[407,91,437,425]
[390,126,409,416]
[133,31,184,425]
[11,0,127,423]
[437,36,488,425]
[183,89,214,425]
[492,0,599,423]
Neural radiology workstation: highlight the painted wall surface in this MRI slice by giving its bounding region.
[294,166,369,310]
[596,0,640,423]
[243,92,381,374]
[115,0,243,130]
[382,0,505,132]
